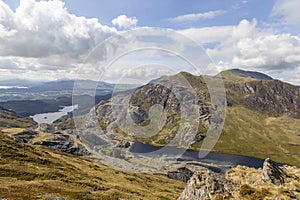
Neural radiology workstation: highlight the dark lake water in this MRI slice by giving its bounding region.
[130,142,266,170]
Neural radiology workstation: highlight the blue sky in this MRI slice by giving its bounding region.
[0,0,300,84]
[3,0,276,29]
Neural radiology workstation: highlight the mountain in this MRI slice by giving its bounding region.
[82,69,300,167]
[0,106,36,129]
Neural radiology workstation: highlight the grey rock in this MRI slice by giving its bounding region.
[37,193,65,200]
[33,133,90,156]
[13,130,38,143]
[128,106,148,124]
[167,167,194,183]
[261,158,287,185]
[116,139,131,148]
[39,123,55,132]
[178,170,236,200]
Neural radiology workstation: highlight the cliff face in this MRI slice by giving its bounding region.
[226,79,300,118]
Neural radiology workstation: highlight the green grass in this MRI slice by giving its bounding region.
[192,106,300,167]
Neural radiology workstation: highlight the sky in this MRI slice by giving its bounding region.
[0,0,300,85]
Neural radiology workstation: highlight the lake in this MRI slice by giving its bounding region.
[130,141,267,170]
[30,105,78,124]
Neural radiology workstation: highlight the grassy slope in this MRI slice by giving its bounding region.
[220,69,259,83]
[0,107,36,130]
[226,165,300,199]
[192,106,300,167]
[0,133,184,200]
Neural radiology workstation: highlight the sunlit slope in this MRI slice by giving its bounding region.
[0,106,36,129]
[193,106,300,167]
[0,133,184,200]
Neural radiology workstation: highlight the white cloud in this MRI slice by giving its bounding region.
[169,10,226,23]
[112,15,138,29]
[0,0,116,79]
[271,0,300,26]
[179,19,300,85]
[178,26,233,44]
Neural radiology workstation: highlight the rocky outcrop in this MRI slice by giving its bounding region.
[38,123,55,132]
[33,131,91,156]
[178,170,237,200]
[167,167,194,183]
[262,158,288,185]
[179,163,300,200]
[12,130,39,143]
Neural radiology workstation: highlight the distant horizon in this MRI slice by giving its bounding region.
[1,68,299,87]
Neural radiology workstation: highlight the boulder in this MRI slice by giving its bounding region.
[167,167,194,183]
[116,139,131,148]
[178,170,236,200]
[261,158,287,185]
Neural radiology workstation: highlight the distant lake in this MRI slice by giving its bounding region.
[30,105,78,124]
[0,86,28,89]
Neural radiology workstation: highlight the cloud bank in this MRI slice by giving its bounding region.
[0,0,116,80]
[179,19,300,85]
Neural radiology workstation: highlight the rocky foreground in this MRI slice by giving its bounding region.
[179,158,300,200]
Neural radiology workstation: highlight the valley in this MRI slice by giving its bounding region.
[1,69,300,199]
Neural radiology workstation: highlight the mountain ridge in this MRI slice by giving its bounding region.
[81,68,300,167]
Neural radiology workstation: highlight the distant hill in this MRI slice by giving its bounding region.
[0,79,41,87]
[0,94,112,117]
[0,106,36,129]
[0,79,134,102]
[0,79,139,116]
